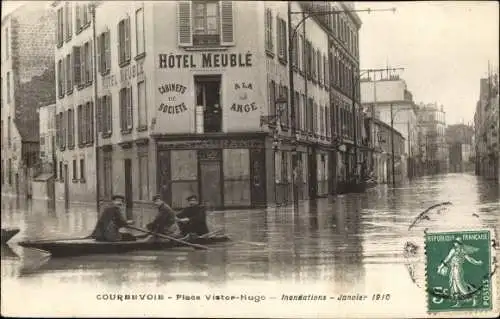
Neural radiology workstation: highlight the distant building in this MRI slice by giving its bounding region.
[1,3,56,197]
[474,72,499,181]
[445,124,474,172]
[417,103,449,175]
[360,76,420,179]
[365,116,406,184]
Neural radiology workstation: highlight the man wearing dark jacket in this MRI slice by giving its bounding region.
[90,195,135,242]
[147,195,181,238]
[177,194,210,237]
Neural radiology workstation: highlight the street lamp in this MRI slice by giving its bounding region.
[286,2,396,207]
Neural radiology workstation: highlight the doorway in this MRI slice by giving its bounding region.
[124,159,133,220]
[64,164,69,208]
[195,76,222,133]
[308,148,317,199]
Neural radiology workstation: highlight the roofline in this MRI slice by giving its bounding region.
[341,2,362,28]
[367,117,405,139]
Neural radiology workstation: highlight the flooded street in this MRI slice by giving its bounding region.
[2,173,499,317]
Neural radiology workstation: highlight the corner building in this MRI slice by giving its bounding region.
[55,1,355,210]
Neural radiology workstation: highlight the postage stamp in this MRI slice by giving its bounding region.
[425,229,493,313]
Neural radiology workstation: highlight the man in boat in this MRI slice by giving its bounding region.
[146,195,183,240]
[176,194,210,238]
[90,194,136,242]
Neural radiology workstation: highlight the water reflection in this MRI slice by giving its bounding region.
[1,173,498,291]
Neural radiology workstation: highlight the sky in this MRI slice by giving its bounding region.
[356,1,499,125]
[2,1,499,125]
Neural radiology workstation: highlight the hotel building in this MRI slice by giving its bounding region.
[53,1,361,212]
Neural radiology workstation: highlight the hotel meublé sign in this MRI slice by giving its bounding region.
[158,52,253,69]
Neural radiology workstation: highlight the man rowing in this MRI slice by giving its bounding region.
[90,195,136,242]
[177,194,210,237]
[146,195,183,240]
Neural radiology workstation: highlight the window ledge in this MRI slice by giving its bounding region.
[57,42,63,49]
[137,125,148,132]
[184,46,230,52]
[119,60,131,68]
[80,179,86,184]
[278,57,288,66]
[101,132,112,139]
[134,52,146,61]
[100,69,111,77]
[266,50,275,58]
[86,142,95,148]
[77,84,85,91]
[121,128,133,135]
[66,88,74,95]
[60,146,66,151]
[72,179,79,184]
[68,145,75,150]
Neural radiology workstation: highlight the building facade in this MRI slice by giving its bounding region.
[446,123,474,173]
[53,1,362,211]
[474,73,499,181]
[360,76,419,180]
[1,3,56,197]
[365,116,405,184]
[417,102,449,175]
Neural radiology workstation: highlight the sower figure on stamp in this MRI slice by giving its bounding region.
[176,194,210,238]
[146,195,183,240]
[437,237,483,307]
[90,195,135,242]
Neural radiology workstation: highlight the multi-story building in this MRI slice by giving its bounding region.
[474,72,499,181]
[365,116,405,184]
[1,3,56,197]
[360,76,419,179]
[417,102,449,175]
[445,123,474,173]
[53,1,362,211]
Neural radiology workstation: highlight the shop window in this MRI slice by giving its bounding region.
[196,76,222,133]
[223,149,250,206]
[72,159,77,181]
[170,150,198,208]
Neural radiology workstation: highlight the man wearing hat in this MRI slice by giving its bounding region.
[176,194,210,237]
[147,195,182,239]
[90,194,136,242]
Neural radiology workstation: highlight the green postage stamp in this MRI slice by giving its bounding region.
[425,229,493,313]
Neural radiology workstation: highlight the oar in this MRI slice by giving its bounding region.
[126,225,209,250]
[199,228,224,239]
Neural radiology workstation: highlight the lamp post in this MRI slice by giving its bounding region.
[286,3,396,207]
[90,3,100,214]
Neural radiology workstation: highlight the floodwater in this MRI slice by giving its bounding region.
[2,173,499,317]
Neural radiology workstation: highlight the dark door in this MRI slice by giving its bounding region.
[124,159,133,219]
[64,164,69,208]
[308,148,317,199]
[250,148,266,207]
[15,173,20,197]
[199,160,222,208]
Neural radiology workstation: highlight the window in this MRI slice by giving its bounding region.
[57,59,64,98]
[135,7,145,56]
[119,87,133,132]
[6,72,11,103]
[68,108,74,148]
[97,30,111,74]
[86,102,94,144]
[137,81,147,129]
[77,104,83,145]
[294,91,300,130]
[307,98,313,133]
[298,34,304,73]
[178,1,233,47]
[5,28,9,60]
[80,158,85,181]
[311,47,317,81]
[265,8,273,54]
[118,17,131,66]
[323,54,329,88]
[8,159,12,184]
[276,17,287,62]
[268,78,276,118]
[317,50,322,86]
[72,159,77,180]
[65,2,72,41]
[305,40,312,79]
[66,53,73,93]
[59,161,63,181]
[320,106,324,136]
[57,8,63,47]
[98,95,113,135]
[76,3,91,33]
[278,84,289,127]
[84,41,93,84]
[73,46,81,86]
[301,94,307,131]
[138,152,149,200]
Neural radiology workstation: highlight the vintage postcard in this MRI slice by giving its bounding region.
[1,0,499,318]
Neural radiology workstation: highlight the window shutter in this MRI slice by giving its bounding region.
[76,4,81,31]
[90,101,94,143]
[73,46,81,86]
[125,16,131,61]
[105,31,111,72]
[97,34,102,74]
[107,94,112,134]
[80,44,85,84]
[88,40,93,83]
[97,97,102,132]
[220,1,234,46]
[128,87,133,129]
[177,1,192,47]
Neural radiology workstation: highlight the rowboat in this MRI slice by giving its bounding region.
[1,228,20,244]
[18,235,230,258]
